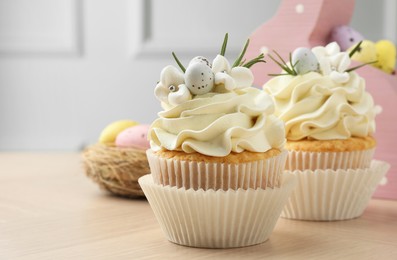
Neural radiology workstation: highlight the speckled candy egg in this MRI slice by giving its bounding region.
[330,25,364,51]
[115,124,150,149]
[185,62,214,95]
[291,47,319,75]
[188,56,212,68]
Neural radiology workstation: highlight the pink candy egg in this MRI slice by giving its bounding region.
[115,124,150,149]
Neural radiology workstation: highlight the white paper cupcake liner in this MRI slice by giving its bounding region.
[138,173,297,248]
[286,149,375,171]
[146,149,287,190]
[281,160,389,221]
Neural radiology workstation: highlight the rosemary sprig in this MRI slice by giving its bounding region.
[289,52,299,75]
[274,50,289,69]
[220,33,228,56]
[346,60,377,72]
[172,52,186,73]
[268,73,291,76]
[232,39,250,67]
[173,34,266,74]
[349,41,363,58]
[242,53,266,68]
[268,54,289,73]
[225,37,266,68]
[267,50,298,76]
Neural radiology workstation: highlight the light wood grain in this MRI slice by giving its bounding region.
[1,153,396,259]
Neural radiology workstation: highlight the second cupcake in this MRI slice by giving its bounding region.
[263,42,389,221]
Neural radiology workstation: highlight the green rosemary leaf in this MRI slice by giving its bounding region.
[345,60,377,72]
[240,52,266,68]
[267,54,286,70]
[349,41,363,58]
[232,39,250,67]
[268,54,294,75]
[273,50,289,68]
[172,52,186,73]
[292,60,300,67]
[244,60,266,68]
[289,52,298,75]
[268,73,291,76]
[220,33,228,56]
[267,51,300,76]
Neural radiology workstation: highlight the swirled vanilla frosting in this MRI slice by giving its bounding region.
[149,53,285,157]
[263,42,380,141]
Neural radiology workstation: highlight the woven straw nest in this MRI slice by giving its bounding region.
[82,144,150,198]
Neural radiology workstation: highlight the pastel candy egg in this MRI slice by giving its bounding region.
[188,56,212,68]
[291,47,319,75]
[348,40,377,64]
[374,40,396,74]
[99,120,138,144]
[185,62,214,95]
[115,124,150,149]
[330,25,364,51]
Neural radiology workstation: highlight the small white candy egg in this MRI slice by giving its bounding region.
[185,62,214,95]
[188,56,212,68]
[292,47,319,75]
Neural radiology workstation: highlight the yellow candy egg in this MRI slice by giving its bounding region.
[374,40,396,74]
[348,40,377,64]
[99,120,139,144]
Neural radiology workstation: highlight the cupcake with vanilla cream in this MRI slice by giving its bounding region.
[264,42,379,170]
[138,34,296,248]
[263,42,389,220]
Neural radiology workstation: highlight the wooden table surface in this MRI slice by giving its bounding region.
[1,153,397,260]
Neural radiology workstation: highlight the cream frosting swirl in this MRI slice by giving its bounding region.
[149,87,285,157]
[263,71,380,140]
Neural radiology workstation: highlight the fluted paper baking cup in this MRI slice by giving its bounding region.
[286,149,375,171]
[138,173,297,248]
[281,160,389,221]
[146,149,287,190]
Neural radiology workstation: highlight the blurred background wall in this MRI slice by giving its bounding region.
[0,0,395,151]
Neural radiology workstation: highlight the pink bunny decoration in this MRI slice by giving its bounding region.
[247,0,397,199]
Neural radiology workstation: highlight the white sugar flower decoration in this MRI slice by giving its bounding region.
[154,34,265,107]
[312,42,351,83]
[154,65,192,107]
[212,55,254,91]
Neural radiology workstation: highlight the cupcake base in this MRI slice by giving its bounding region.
[138,173,297,248]
[286,149,375,171]
[281,160,389,221]
[147,149,287,191]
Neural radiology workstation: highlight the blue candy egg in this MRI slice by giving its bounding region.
[291,48,319,75]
